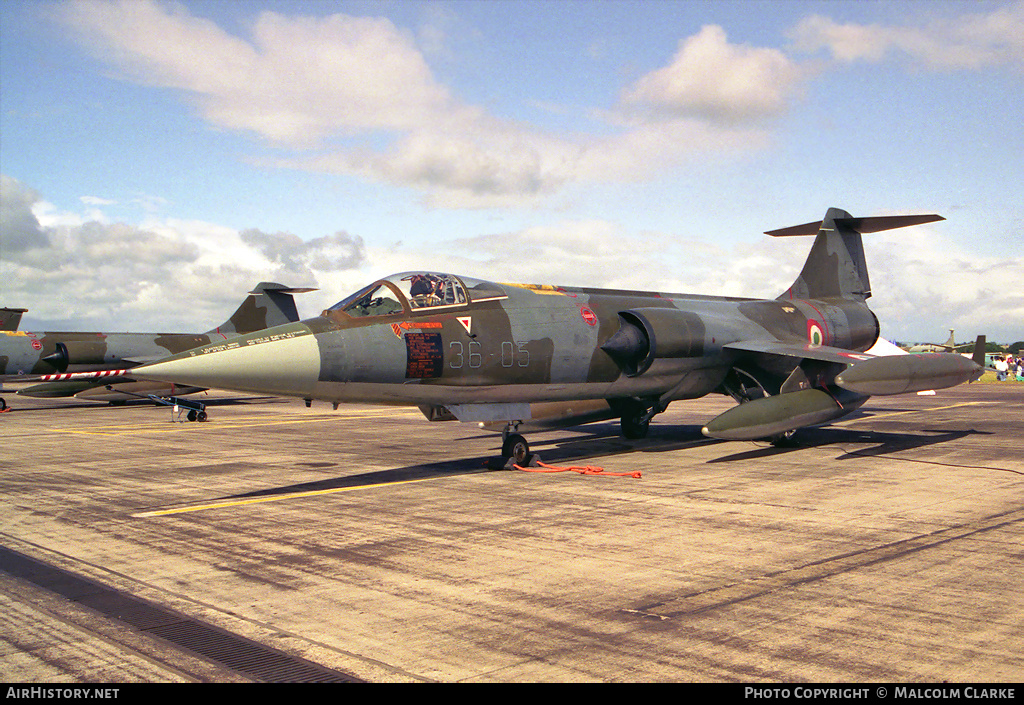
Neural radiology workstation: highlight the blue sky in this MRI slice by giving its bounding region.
[1,0,1021,344]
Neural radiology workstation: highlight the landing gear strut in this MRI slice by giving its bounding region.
[721,367,771,405]
[613,398,656,440]
[621,412,650,440]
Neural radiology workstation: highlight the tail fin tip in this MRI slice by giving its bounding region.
[206,282,317,337]
[774,208,943,302]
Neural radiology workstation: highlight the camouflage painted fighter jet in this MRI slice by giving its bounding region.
[0,283,314,409]
[129,208,984,463]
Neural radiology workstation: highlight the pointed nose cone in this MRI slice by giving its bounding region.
[133,324,321,398]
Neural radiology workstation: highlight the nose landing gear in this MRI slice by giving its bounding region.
[489,423,541,470]
[501,432,530,465]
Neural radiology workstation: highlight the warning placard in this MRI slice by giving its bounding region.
[405,332,444,378]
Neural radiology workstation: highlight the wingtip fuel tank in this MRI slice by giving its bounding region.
[701,387,868,440]
[834,353,983,396]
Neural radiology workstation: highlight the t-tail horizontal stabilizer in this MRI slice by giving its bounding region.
[770,209,944,302]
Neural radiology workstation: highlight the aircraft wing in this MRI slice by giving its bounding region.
[725,338,983,398]
[723,340,873,365]
[704,338,981,440]
[726,338,981,394]
[9,368,208,402]
[10,368,136,397]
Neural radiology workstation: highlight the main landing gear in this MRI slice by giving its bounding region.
[613,398,657,440]
[768,429,798,448]
[719,367,799,447]
[620,409,651,439]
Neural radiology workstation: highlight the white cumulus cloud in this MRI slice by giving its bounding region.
[620,25,808,123]
[56,2,809,208]
[0,176,361,330]
[790,4,1024,71]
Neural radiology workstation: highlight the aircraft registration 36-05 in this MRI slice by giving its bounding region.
[113,207,986,466]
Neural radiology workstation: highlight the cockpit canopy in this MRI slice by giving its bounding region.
[326,272,506,318]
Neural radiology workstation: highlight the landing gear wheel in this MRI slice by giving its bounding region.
[621,414,650,440]
[0,397,6,411]
[502,433,530,465]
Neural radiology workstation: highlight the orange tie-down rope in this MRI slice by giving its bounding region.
[513,460,641,478]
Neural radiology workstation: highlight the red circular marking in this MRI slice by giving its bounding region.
[31,340,42,350]
[580,307,598,326]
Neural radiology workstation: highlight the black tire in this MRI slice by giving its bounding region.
[502,434,530,464]
[621,414,650,439]
[0,397,6,411]
[197,410,207,422]
[770,430,798,447]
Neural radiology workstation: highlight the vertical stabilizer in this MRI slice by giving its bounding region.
[767,209,944,302]
[205,283,317,337]
[971,335,987,368]
[942,329,955,351]
[778,207,869,301]
[1,307,28,331]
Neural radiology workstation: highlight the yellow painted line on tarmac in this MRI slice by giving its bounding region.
[59,416,328,436]
[837,401,996,425]
[134,476,442,518]
[51,408,422,437]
